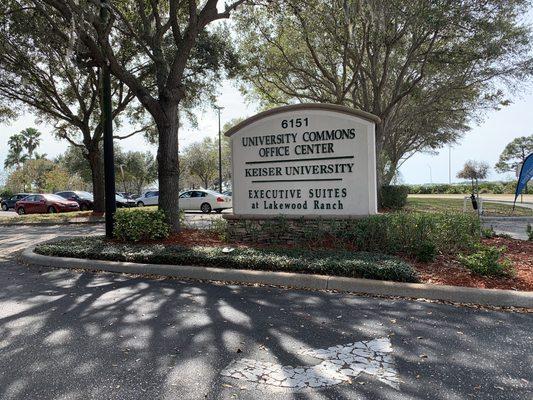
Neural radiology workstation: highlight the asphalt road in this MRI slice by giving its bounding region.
[0,225,531,400]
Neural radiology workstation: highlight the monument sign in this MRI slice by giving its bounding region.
[226,104,379,216]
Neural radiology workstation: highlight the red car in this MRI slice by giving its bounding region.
[15,194,80,215]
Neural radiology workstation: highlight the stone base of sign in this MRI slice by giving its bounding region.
[223,214,367,245]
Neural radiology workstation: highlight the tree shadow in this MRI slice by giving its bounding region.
[0,256,530,400]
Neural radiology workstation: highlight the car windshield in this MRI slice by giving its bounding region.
[75,191,93,200]
[44,194,68,202]
[116,194,126,200]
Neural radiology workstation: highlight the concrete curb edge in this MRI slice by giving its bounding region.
[21,246,533,308]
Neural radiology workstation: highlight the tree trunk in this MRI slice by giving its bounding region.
[156,104,181,232]
[375,122,386,208]
[87,149,105,213]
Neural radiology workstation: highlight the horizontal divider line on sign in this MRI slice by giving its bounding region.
[251,178,343,183]
[245,156,354,164]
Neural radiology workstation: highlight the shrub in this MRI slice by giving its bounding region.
[114,209,171,242]
[481,226,496,238]
[0,188,13,201]
[209,218,229,241]
[458,244,514,277]
[35,237,419,283]
[379,185,409,210]
[329,212,479,260]
[527,224,533,241]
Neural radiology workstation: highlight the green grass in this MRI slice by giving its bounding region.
[405,197,532,217]
[35,237,419,283]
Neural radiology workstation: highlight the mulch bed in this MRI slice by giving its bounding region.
[152,230,533,292]
[414,237,533,291]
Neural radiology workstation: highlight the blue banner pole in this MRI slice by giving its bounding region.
[513,153,533,211]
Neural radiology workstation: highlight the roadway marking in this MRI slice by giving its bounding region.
[221,337,399,390]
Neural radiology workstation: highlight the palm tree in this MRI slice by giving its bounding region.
[4,134,26,169]
[21,128,42,159]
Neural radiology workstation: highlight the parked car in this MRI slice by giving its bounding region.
[15,194,80,215]
[116,194,136,208]
[55,191,94,211]
[117,192,136,200]
[179,189,232,213]
[135,190,159,207]
[1,193,32,211]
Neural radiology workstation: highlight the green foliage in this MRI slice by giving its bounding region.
[114,209,171,242]
[233,213,480,262]
[35,237,419,283]
[405,181,517,194]
[456,160,490,182]
[180,135,231,190]
[209,218,229,241]
[495,135,533,173]
[335,213,479,262]
[458,244,514,277]
[235,0,533,184]
[115,148,158,195]
[379,185,409,210]
[481,226,496,239]
[527,224,533,241]
[0,188,13,201]
[5,158,73,192]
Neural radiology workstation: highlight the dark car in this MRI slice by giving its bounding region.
[15,194,80,215]
[116,194,136,208]
[55,191,94,211]
[1,193,32,211]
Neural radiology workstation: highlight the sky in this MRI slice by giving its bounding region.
[1,76,530,185]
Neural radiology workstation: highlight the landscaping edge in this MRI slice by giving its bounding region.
[21,245,533,308]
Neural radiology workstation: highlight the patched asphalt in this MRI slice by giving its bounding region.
[0,225,531,399]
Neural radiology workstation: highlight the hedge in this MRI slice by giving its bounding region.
[379,185,409,210]
[224,212,481,262]
[35,238,419,283]
[406,181,519,195]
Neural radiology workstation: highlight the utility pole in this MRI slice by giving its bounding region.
[448,145,452,184]
[101,0,116,238]
[215,105,224,193]
[119,164,127,194]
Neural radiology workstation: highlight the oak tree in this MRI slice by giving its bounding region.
[235,0,533,186]
[33,0,246,230]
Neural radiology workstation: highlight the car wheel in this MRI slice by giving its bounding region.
[201,203,212,214]
[17,207,25,215]
[48,206,57,214]
[1,203,7,211]
[137,201,144,207]
[80,204,88,211]
[215,209,222,214]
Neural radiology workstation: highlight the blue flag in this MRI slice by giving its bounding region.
[514,153,533,207]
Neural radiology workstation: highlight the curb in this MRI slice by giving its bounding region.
[21,246,533,308]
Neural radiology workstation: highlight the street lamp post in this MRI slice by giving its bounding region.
[215,105,224,193]
[101,0,116,238]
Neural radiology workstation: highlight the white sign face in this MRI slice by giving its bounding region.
[228,105,378,216]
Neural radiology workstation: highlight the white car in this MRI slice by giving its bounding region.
[179,189,232,213]
[135,190,159,207]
